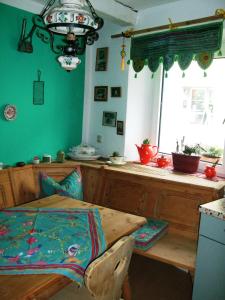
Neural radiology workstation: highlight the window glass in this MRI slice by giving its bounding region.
[159,58,225,164]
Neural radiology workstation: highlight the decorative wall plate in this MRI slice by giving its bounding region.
[4,105,17,121]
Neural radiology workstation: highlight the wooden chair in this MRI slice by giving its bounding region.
[51,236,134,300]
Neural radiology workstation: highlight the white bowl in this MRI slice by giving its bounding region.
[70,144,96,155]
[109,156,124,164]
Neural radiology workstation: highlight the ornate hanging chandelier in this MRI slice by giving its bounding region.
[18,0,104,71]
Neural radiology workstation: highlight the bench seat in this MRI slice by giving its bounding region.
[135,232,197,273]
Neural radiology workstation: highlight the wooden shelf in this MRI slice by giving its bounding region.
[134,232,197,273]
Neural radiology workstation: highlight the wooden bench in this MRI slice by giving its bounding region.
[0,161,224,275]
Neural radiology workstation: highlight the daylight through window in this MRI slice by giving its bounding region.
[159,58,225,165]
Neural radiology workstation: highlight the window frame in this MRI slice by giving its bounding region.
[152,58,225,177]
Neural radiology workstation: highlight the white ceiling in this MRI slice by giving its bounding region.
[1,0,183,25]
[114,0,181,11]
[33,0,182,11]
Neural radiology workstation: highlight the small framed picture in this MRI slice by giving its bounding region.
[94,86,108,101]
[102,111,117,127]
[111,87,121,98]
[95,47,108,71]
[117,121,124,135]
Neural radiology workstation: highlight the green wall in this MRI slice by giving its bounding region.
[0,3,85,166]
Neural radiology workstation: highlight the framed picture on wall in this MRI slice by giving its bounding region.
[111,87,121,98]
[117,120,124,135]
[95,47,108,71]
[102,111,117,127]
[94,86,108,101]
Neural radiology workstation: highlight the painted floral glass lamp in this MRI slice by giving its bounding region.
[18,0,104,72]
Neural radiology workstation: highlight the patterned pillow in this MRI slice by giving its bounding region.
[39,168,83,200]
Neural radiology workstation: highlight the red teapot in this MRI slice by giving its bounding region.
[136,140,158,165]
[156,155,170,168]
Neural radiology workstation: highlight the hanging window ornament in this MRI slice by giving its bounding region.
[120,34,126,71]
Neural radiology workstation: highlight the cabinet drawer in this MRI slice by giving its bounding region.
[199,213,225,244]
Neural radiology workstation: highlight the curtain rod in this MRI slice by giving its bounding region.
[111,14,224,39]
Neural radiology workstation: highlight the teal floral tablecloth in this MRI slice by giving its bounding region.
[0,207,106,285]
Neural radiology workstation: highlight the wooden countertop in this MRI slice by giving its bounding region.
[33,160,225,191]
[2,160,224,192]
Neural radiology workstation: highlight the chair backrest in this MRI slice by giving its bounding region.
[85,236,134,300]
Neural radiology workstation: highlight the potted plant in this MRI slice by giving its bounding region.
[201,146,223,164]
[172,145,202,173]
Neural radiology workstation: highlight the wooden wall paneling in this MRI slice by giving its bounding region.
[156,189,201,238]
[100,168,224,240]
[9,165,37,205]
[81,165,104,204]
[101,171,148,215]
[0,170,15,208]
[34,165,76,181]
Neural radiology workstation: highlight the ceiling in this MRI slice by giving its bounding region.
[114,0,181,11]
[2,0,183,26]
[33,0,182,12]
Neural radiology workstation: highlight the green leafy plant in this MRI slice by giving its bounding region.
[142,138,150,145]
[182,144,204,155]
[112,151,120,157]
[203,146,223,158]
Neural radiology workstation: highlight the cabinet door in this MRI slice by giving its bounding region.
[0,171,15,208]
[10,166,37,205]
[0,181,14,208]
[193,235,225,300]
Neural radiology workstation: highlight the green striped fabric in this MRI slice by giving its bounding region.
[130,22,223,74]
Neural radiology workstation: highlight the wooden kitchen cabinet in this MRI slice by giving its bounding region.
[100,165,224,240]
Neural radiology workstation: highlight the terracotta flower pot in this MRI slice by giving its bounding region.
[172,152,200,173]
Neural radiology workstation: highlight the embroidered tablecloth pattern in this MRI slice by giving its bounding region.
[0,207,106,285]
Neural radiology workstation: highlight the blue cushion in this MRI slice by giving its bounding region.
[39,168,83,200]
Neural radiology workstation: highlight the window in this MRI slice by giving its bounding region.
[158,58,225,174]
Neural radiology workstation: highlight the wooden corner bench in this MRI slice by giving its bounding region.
[0,161,224,276]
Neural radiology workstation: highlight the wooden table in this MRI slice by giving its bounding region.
[0,195,146,300]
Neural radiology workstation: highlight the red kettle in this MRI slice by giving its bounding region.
[136,142,158,165]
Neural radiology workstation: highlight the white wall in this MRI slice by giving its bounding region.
[124,66,163,161]
[136,0,225,28]
[83,0,225,159]
[82,19,129,157]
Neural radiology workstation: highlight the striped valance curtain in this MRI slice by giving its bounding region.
[130,22,223,77]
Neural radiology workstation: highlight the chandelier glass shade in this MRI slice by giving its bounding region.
[44,0,99,35]
[17,0,104,71]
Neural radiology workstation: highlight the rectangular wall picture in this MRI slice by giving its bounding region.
[95,47,108,71]
[111,87,121,98]
[102,111,117,127]
[94,86,108,101]
[117,121,124,135]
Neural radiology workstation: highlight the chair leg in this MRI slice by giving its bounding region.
[122,274,132,300]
